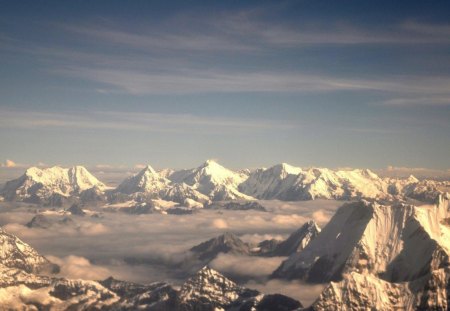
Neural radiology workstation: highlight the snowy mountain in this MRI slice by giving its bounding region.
[169,160,253,201]
[115,165,170,195]
[260,220,321,257]
[239,163,448,202]
[113,165,213,207]
[159,182,211,206]
[273,194,450,309]
[178,266,301,311]
[3,162,447,207]
[0,227,59,274]
[240,164,390,200]
[100,277,178,310]
[1,166,106,205]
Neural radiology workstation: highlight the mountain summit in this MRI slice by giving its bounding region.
[169,160,252,201]
[115,165,170,195]
[1,166,106,205]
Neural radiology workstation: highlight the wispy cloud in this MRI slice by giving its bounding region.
[0,109,298,132]
[381,96,450,106]
[55,65,450,96]
[61,13,450,53]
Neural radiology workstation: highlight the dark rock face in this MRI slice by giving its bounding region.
[233,293,303,311]
[254,221,320,258]
[257,239,282,254]
[68,203,86,216]
[79,187,107,204]
[100,277,178,310]
[167,207,195,215]
[190,232,251,261]
[26,214,52,229]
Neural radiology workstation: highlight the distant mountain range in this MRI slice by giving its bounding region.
[1,160,449,207]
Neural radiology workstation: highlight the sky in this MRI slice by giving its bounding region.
[1,0,450,170]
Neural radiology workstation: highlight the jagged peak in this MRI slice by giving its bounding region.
[271,163,302,175]
[189,265,233,283]
[71,165,89,171]
[218,232,242,243]
[407,174,419,183]
[199,159,222,168]
[305,220,321,233]
[139,164,157,175]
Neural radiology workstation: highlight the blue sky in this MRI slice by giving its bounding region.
[1,0,449,170]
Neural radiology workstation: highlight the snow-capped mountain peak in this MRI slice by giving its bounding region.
[178,266,244,307]
[169,160,252,201]
[115,165,169,195]
[1,166,106,205]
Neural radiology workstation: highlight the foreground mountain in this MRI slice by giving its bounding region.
[178,266,302,311]
[0,227,59,274]
[1,166,106,206]
[273,194,450,310]
[100,277,178,310]
[0,226,302,310]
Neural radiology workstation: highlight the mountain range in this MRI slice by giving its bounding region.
[0,226,301,310]
[1,160,448,207]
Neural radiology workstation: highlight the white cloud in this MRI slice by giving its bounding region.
[211,218,228,229]
[4,159,16,168]
[0,159,26,168]
[47,255,111,280]
[245,279,326,307]
[381,96,450,106]
[0,109,297,133]
[210,253,285,280]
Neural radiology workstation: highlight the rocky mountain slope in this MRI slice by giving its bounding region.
[273,194,450,310]
[178,266,302,311]
[260,220,321,257]
[0,226,302,310]
[0,227,59,274]
[190,232,251,262]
